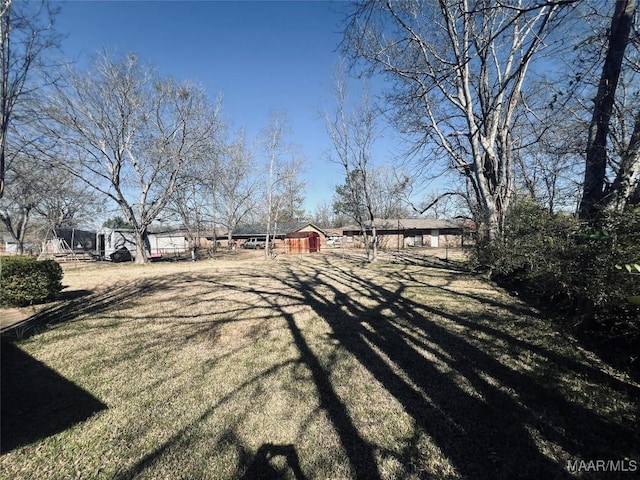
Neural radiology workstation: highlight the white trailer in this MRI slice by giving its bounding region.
[96,228,188,261]
[96,228,142,261]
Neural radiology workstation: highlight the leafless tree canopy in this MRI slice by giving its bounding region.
[342,0,578,239]
[44,52,220,263]
[261,111,305,259]
[1,0,62,198]
[215,128,260,244]
[325,63,412,261]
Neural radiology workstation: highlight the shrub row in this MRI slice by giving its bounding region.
[471,202,640,338]
[0,256,63,307]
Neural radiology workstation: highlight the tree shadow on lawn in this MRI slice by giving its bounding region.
[1,277,181,341]
[113,357,304,480]
[5,258,637,478]
[275,257,640,479]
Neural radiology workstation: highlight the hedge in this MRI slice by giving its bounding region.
[470,201,640,338]
[0,256,63,307]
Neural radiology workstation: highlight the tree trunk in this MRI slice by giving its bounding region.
[1,206,30,255]
[361,227,370,261]
[604,109,640,211]
[579,0,637,221]
[211,189,218,252]
[0,2,10,200]
[370,223,377,263]
[134,228,148,264]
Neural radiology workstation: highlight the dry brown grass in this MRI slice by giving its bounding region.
[1,250,638,479]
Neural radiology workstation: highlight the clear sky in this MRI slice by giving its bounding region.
[53,0,404,214]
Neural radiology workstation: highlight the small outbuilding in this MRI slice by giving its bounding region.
[285,231,321,254]
[288,223,338,249]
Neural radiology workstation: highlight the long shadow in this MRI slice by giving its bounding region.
[386,266,640,396]
[1,278,178,341]
[5,259,637,477]
[282,308,381,479]
[277,258,640,479]
[390,267,640,396]
[140,267,383,479]
[387,250,470,272]
[115,360,298,480]
[1,339,107,454]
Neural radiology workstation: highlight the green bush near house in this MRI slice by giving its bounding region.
[0,256,63,307]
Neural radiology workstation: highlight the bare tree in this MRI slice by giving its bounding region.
[165,180,209,255]
[45,53,218,263]
[343,0,576,241]
[35,170,98,229]
[165,96,223,257]
[602,40,640,212]
[579,0,638,220]
[415,191,459,219]
[310,200,339,227]
[368,166,411,219]
[263,111,285,259]
[325,66,382,262]
[606,110,640,210]
[0,0,62,198]
[261,111,305,258]
[274,158,306,226]
[0,151,44,253]
[215,128,260,245]
[511,96,584,214]
[1,145,97,253]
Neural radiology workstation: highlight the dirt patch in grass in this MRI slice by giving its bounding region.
[1,251,638,479]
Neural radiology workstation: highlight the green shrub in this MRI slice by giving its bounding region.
[470,202,640,336]
[0,256,63,307]
[471,201,579,300]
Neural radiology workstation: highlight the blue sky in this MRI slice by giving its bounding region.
[53,0,404,214]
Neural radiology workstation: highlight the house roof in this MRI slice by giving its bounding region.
[292,223,327,236]
[342,218,466,232]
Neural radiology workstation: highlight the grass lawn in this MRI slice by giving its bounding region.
[1,250,638,479]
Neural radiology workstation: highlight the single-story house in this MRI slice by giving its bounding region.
[341,218,473,249]
[323,228,344,247]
